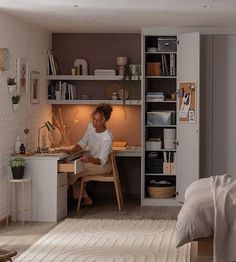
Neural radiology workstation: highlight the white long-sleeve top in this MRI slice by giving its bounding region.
[78,123,112,166]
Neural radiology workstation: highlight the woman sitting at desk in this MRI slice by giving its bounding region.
[69,103,113,205]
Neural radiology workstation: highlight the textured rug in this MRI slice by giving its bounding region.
[16,219,190,262]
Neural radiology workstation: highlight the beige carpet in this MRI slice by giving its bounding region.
[16,219,190,262]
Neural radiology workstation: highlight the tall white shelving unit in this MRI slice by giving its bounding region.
[141,31,200,206]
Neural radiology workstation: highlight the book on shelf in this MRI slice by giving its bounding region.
[47,50,61,75]
[94,69,116,75]
[169,53,176,76]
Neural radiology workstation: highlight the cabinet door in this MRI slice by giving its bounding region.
[176,32,200,202]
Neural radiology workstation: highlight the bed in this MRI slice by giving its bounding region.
[176,174,236,262]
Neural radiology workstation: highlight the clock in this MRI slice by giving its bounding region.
[0,48,10,71]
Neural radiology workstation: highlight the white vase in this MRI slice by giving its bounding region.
[8,85,16,95]
[12,103,19,112]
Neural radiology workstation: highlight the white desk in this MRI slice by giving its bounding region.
[20,147,141,222]
[113,146,141,157]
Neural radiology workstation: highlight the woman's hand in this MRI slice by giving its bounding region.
[80,155,92,163]
[80,155,101,165]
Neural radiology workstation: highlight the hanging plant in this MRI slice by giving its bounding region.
[7,77,17,94]
[12,95,20,104]
[12,95,21,111]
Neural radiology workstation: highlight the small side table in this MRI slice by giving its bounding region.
[7,178,32,225]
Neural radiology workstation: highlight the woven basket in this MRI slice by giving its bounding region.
[147,186,176,198]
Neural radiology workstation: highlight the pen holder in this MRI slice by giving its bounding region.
[163,162,171,175]
[170,163,176,175]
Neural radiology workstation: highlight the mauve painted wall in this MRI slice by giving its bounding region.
[52,34,141,145]
[52,33,141,74]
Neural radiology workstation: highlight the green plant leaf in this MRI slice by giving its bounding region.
[9,158,25,167]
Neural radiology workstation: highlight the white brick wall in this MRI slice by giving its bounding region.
[0,12,51,219]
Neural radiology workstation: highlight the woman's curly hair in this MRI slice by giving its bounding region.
[92,103,113,121]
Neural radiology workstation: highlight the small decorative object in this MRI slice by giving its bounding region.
[20,144,25,154]
[7,77,17,94]
[106,83,122,99]
[123,64,132,80]
[30,71,40,104]
[9,158,25,179]
[71,67,76,75]
[129,64,141,80]
[0,48,10,71]
[16,57,29,94]
[147,47,158,52]
[15,136,21,154]
[112,91,118,100]
[81,93,90,100]
[118,88,129,100]
[74,59,88,75]
[117,56,128,76]
[12,95,21,111]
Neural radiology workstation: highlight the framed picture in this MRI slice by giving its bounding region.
[16,57,29,94]
[30,71,40,104]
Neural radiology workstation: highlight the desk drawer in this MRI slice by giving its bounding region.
[58,159,84,174]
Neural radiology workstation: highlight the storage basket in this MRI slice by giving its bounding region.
[147,62,161,76]
[157,37,177,52]
[147,185,176,198]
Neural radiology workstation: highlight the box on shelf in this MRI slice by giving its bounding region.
[147,111,176,125]
[163,162,171,174]
[147,62,161,76]
[170,163,176,175]
[157,37,177,52]
[146,151,163,173]
[146,138,162,150]
[164,128,176,149]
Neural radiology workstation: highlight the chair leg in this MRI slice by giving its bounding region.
[117,176,123,206]
[77,179,84,212]
[113,178,122,211]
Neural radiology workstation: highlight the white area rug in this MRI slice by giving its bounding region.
[16,219,190,262]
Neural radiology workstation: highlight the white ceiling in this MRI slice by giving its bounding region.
[1,0,236,33]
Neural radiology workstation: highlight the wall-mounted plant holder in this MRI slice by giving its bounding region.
[12,95,20,112]
[7,78,17,95]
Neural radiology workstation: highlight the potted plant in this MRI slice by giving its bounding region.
[12,95,21,111]
[9,158,25,179]
[7,77,17,95]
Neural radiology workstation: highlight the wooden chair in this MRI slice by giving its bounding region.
[77,152,123,211]
[0,249,17,262]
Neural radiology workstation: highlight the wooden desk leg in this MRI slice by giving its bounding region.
[197,237,213,256]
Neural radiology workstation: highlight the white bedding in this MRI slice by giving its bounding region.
[211,174,236,262]
[176,178,214,247]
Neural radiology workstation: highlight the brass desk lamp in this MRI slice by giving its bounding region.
[37,121,55,153]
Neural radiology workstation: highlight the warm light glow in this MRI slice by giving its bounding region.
[52,105,141,146]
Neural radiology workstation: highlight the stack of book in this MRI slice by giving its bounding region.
[146,92,165,102]
[161,54,176,76]
[94,69,116,76]
[48,81,77,100]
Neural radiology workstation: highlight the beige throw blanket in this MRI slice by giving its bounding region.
[211,174,236,262]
